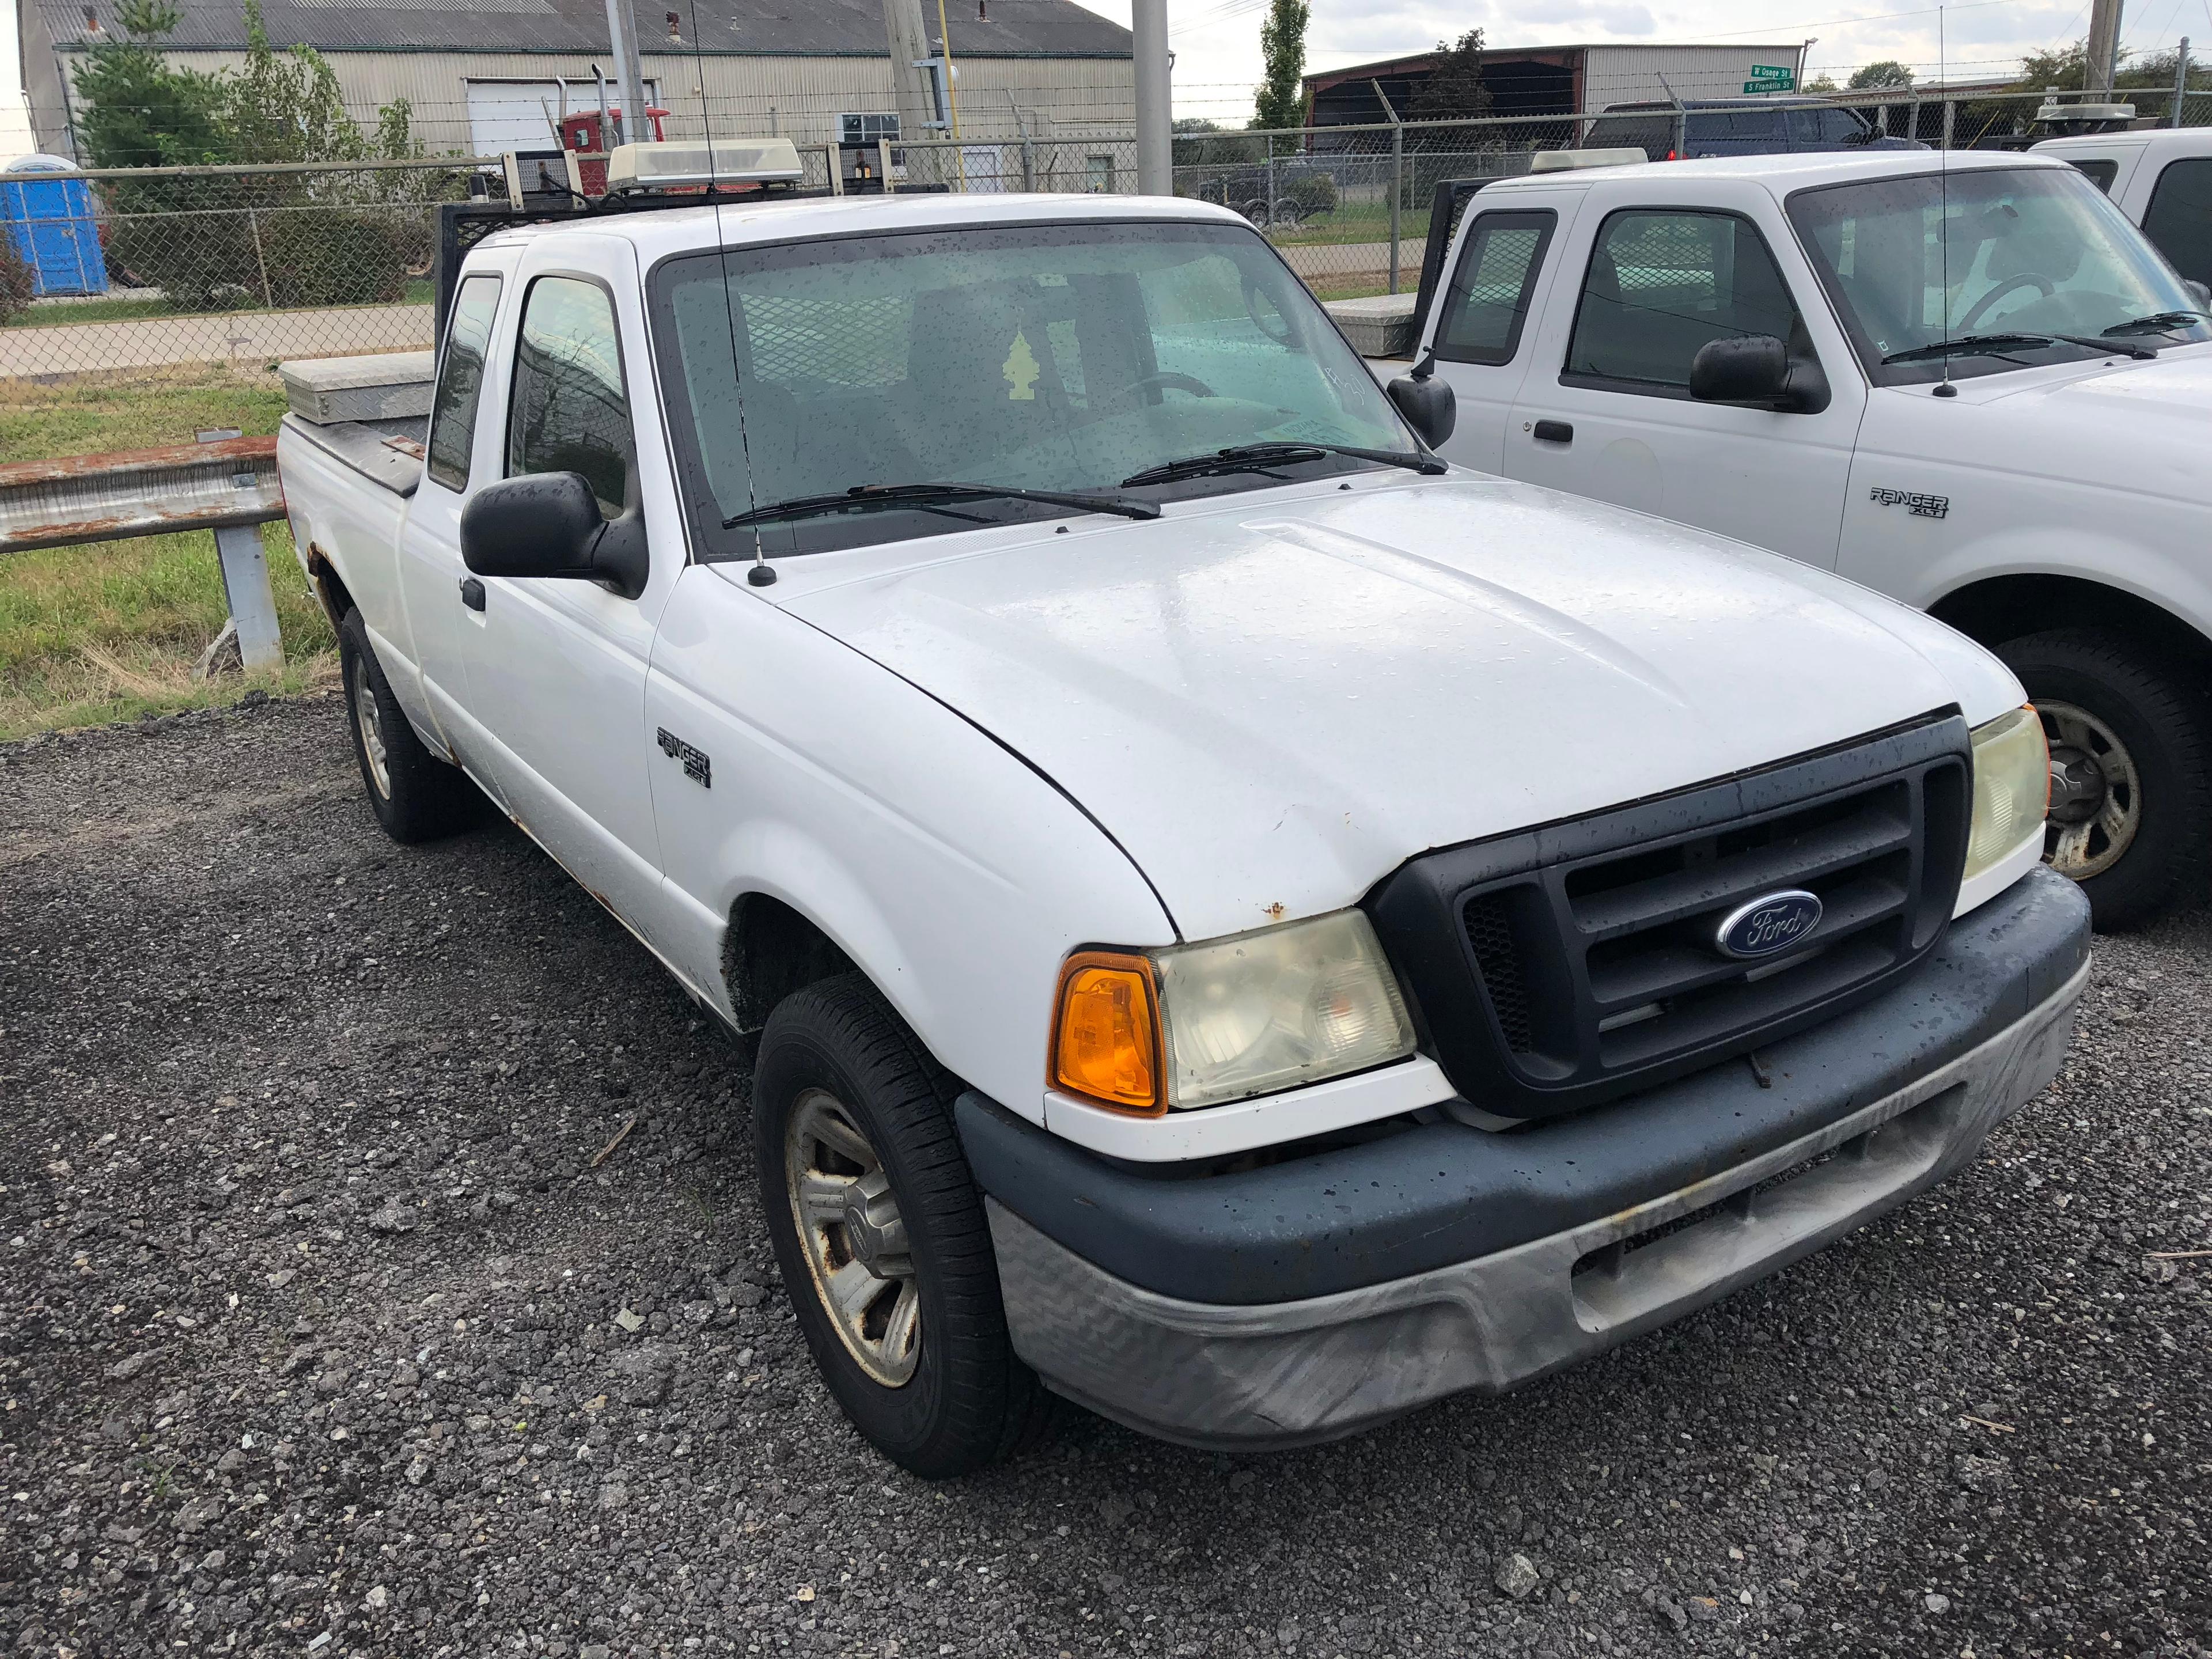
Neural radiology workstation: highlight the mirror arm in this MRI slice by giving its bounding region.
[588,511,650,601]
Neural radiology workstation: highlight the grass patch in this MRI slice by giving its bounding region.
[1270,209,1433,248]
[6,277,435,329]
[0,366,336,740]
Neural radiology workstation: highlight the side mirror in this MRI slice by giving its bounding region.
[460,472,647,599]
[2186,278,2212,312]
[1387,353,1457,449]
[1688,334,1829,413]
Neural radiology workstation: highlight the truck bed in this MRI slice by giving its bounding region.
[279,412,428,498]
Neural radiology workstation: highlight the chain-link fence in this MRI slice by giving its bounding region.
[7,88,2212,403]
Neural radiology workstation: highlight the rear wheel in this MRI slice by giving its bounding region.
[338,608,482,843]
[752,973,1048,1477]
[1995,627,2212,930]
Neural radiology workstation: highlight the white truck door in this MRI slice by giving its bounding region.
[1502,191,1863,566]
[1423,193,1581,474]
[400,270,505,772]
[459,240,679,940]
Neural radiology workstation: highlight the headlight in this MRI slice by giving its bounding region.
[1050,911,1416,1115]
[1965,705,2049,882]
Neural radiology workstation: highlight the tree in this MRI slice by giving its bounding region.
[1801,72,1839,94]
[1171,117,1261,172]
[73,0,434,310]
[69,0,228,169]
[1252,0,1310,150]
[1847,60,1915,91]
[1407,29,1493,123]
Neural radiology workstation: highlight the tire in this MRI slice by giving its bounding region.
[752,973,1048,1478]
[337,608,482,844]
[1995,627,2212,930]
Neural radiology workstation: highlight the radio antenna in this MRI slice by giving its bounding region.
[681,0,776,583]
[1934,2,1958,397]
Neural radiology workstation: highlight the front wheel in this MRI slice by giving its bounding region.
[752,974,1047,1477]
[1995,628,2212,930]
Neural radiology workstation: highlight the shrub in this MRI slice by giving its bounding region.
[0,230,35,323]
[1283,172,1338,218]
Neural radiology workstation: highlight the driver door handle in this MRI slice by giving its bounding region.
[1532,419,1574,445]
[459,576,486,612]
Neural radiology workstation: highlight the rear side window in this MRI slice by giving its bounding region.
[1435,210,1556,365]
[2067,157,2120,194]
[1584,113,1670,159]
[2142,157,2212,285]
[1690,108,1784,146]
[1789,107,1866,146]
[1565,209,1803,393]
[507,275,633,519]
[424,274,501,493]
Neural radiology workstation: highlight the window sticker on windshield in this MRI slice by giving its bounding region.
[1870,486,1949,519]
[1003,329,1040,402]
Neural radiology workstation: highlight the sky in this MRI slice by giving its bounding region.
[1071,1,2204,122]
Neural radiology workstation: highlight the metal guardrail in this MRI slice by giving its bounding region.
[0,433,289,673]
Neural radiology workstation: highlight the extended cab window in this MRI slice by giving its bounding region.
[2141,157,2212,285]
[2067,158,2120,194]
[507,275,632,518]
[1565,210,1802,393]
[425,274,500,493]
[1435,210,1555,365]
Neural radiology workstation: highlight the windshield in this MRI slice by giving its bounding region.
[1787,164,2212,385]
[648,218,1419,557]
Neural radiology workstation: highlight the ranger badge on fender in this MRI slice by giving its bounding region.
[656,728,711,789]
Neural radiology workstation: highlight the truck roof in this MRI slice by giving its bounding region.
[1484,146,2073,195]
[468,189,1251,263]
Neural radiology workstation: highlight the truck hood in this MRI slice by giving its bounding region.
[775,474,2019,943]
[1965,345,2212,506]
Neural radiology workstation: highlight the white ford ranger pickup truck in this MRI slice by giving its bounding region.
[1406,147,2212,929]
[278,152,2089,1474]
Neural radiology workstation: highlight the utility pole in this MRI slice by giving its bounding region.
[2175,37,2191,127]
[1133,0,1171,194]
[2086,0,2124,100]
[603,0,650,146]
[881,0,944,184]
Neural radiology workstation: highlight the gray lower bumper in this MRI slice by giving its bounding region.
[990,957,2086,1450]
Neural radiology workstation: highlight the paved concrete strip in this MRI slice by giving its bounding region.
[0,303,434,380]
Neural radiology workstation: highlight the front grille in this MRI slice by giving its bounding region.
[1463,892,1535,1053]
[1368,715,1972,1120]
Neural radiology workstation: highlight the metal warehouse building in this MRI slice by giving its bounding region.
[21,0,1134,161]
[1304,40,1812,132]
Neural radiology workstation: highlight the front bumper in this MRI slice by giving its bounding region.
[963,866,2089,1449]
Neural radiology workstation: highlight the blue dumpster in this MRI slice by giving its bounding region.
[3,155,111,297]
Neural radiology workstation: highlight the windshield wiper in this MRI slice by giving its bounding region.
[723,480,1158,532]
[1120,440,1444,490]
[2102,310,2211,338]
[1881,331,2154,365]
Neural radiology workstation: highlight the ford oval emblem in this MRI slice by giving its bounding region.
[1715,890,1823,960]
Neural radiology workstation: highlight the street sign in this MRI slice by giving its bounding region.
[1745,65,1796,93]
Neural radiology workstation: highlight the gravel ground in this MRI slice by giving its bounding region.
[3,696,2210,1659]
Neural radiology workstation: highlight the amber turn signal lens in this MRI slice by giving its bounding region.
[1050,952,1164,1115]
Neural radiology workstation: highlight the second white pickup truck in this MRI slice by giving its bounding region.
[1408,146,2212,928]
[278,145,2085,1474]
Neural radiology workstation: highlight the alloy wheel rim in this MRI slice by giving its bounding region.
[2038,698,2139,881]
[350,654,392,800]
[784,1089,920,1387]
